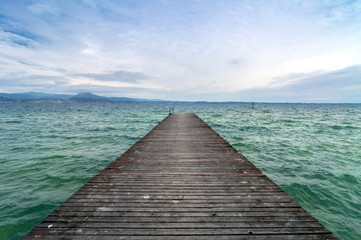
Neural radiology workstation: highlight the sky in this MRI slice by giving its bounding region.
[0,0,361,102]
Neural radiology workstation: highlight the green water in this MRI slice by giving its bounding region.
[0,102,360,240]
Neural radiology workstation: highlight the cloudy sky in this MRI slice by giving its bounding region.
[1,0,361,102]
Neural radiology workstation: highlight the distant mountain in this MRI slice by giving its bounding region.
[109,97,144,102]
[0,93,35,100]
[0,95,13,101]
[70,92,109,102]
[0,92,165,103]
[22,92,73,100]
[0,92,73,101]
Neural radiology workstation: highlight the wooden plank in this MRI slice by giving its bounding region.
[24,228,332,235]
[22,113,337,239]
[42,216,320,223]
[21,235,336,240]
[46,211,315,218]
[36,222,325,229]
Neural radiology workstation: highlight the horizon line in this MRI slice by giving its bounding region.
[0,91,360,104]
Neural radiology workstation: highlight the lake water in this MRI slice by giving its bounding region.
[0,102,360,240]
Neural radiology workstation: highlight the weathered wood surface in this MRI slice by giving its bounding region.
[23,113,336,239]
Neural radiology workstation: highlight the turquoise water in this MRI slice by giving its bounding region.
[0,102,360,240]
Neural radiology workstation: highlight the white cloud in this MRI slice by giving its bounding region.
[0,0,360,101]
[28,2,58,15]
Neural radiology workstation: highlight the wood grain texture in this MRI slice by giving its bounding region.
[23,113,337,239]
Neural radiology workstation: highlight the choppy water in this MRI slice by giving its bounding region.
[0,102,360,240]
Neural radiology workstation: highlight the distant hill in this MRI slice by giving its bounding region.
[0,93,35,100]
[109,97,144,102]
[23,92,73,100]
[70,92,109,102]
[0,92,73,101]
[0,92,167,103]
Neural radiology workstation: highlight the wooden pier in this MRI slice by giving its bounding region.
[24,113,336,239]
